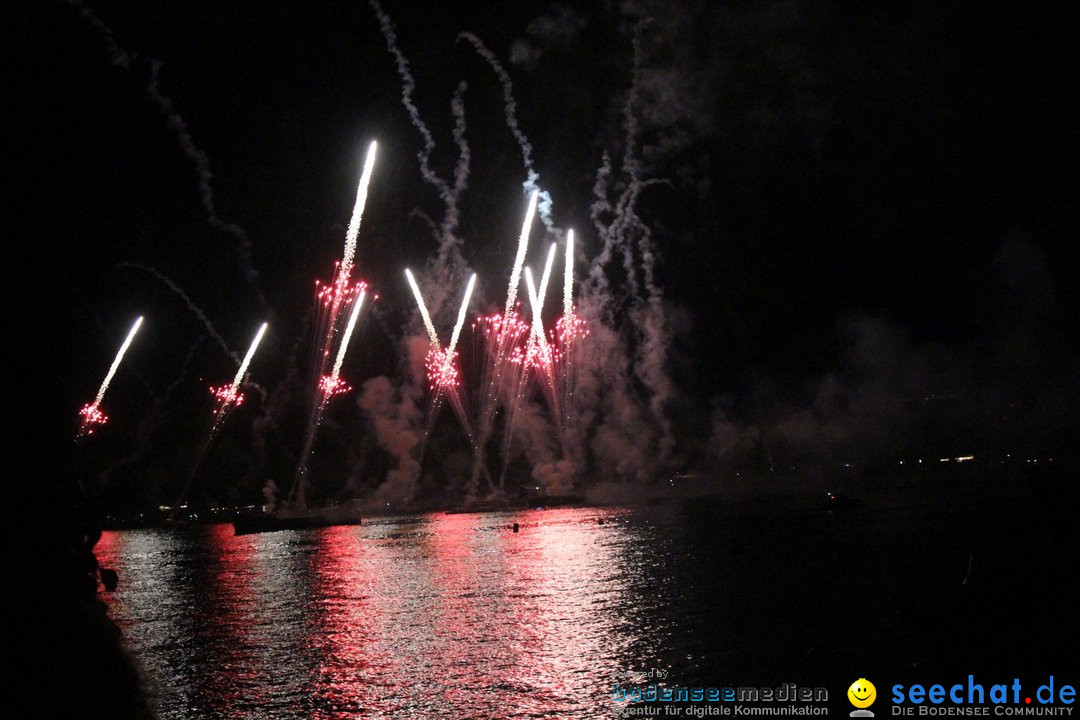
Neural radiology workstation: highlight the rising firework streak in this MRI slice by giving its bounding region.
[504,190,539,320]
[404,269,440,347]
[564,229,574,317]
[78,316,144,436]
[211,322,268,418]
[325,290,367,395]
[341,141,378,283]
[448,273,477,357]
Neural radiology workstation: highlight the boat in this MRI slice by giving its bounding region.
[232,507,362,535]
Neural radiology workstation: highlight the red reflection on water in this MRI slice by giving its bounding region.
[92,530,131,632]
[308,525,379,717]
[94,530,123,572]
[194,523,262,718]
[418,508,620,716]
[98,509,628,718]
[427,512,490,712]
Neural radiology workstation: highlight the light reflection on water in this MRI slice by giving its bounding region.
[96,507,661,719]
[94,486,1075,718]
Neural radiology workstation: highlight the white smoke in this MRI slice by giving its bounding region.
[67,0,268,312]
[357,336,427,509]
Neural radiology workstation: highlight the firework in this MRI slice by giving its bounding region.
[448,273,476,357]
[318,374,352,397]
[324,289,366,397]
[290,144,378,509]
[469,309,531,494]
[77,403,108,435]
[525,244,557,345]
[404,269,440,347]
[467,191,548,496]
[408,272,477,447]
[342,141,378,283]
[78,316,144,437]
[551,230,588,452]
[210,384,244,412]
[210,321,268,429]
[523,268,547,351]
[504,190,539,320]
[564,229,574,317]
[293,289,368,508]
[425,347,460,393]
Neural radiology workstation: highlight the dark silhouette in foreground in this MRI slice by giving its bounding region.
[2,473,154,719]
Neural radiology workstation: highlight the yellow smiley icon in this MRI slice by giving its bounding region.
[848,679,877,708]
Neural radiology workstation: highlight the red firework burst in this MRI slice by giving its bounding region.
[425,347,461,392]
[555,313,589,344]
[210,384,245,414]
[319,374,352,397]
[77,403,108,435]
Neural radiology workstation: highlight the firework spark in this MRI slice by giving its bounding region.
[211,321,268,424]
[448,273,476,357]
[425,347,460,392]
[504,190,539,320]
[318,374,352,397]
[326,290,367,395]
[404,268,440,347]
[524,268,547,350]
[564,229,574,317]
[78,316,144,437]
[412,273,477,448]
[525,243,557,345]
[341,141,378,283]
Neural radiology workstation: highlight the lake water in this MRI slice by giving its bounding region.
[94,488,1071,718]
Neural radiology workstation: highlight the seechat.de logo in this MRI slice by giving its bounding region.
[849,679,878,717]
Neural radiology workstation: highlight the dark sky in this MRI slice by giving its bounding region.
[6,0,1080,497]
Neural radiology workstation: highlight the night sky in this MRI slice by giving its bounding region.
[6,1,1080,508]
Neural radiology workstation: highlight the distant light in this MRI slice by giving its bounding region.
[955,455,975,463]
[899,460,904,465]
[939,458,949,463]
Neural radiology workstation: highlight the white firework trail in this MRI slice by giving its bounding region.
[404,269,440,348]
[538,243,557,313]
[524,269,546,350]
[330,291,367,384]
[448,273,477,356]
[418,273,477,453]
[564,229,575,317]
[525,244,556,346]
[341,142,378,281]
[291,290,366,509]
[95,316,144,406]
[229,322,268,395]
[504,190,539,320]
